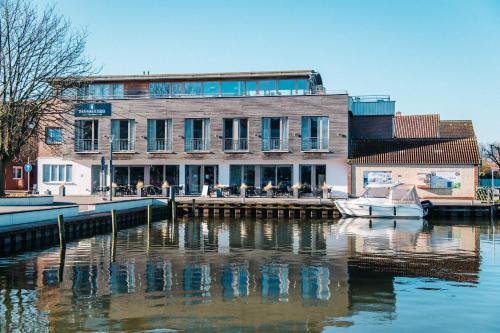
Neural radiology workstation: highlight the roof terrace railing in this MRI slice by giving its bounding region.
[60,90,347,101]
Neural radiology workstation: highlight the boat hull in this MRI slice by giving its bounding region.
[334,200,425,219]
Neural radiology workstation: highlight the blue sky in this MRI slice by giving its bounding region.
[36,0,500,142]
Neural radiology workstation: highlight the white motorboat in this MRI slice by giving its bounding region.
[334,183,432,219]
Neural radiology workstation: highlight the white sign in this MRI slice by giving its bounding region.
[363,171,392,187]
[201,185,209,197]
[430,171,461,189]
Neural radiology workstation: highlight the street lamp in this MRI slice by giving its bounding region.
[105,135,114,201]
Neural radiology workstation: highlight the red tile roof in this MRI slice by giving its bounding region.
[349,137,481,165]
[394,114,440,138]
[439,120,475,138]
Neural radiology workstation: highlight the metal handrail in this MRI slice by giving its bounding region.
[223,138,248,151]
[301,137,328,151]
[112,139,135,152]
[147,138,172,151]
[60,90,348,101]
[75,139,99,152]
[185,138,209,152]
[262,137,288,151]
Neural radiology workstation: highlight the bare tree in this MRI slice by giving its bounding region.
[0,0,93,195]
[481,143,500,171]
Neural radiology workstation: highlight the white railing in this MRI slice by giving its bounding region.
[185,138,209,152]
[223,138,248,151]
[147,138,172,152]
[112,139,135,152]
[75,139,99,152]
[262,138,288,151]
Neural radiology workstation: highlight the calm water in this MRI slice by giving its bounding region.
[0,217,499,332]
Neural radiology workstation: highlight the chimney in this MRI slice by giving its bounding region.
[395,111,402,116]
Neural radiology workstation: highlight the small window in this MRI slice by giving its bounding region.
[12,166,22,180]
[46,128,63,144]
[42,164,73,182]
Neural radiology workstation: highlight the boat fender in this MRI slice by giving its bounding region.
[369,206,372,216]
[393,206,396,216]
[421,200,434,210]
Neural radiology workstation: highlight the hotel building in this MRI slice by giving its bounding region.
[37,70,349,196]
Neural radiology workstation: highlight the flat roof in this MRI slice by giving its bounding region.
[73,70,318,83]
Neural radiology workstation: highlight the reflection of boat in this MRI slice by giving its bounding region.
[334,184,431,218]
[338,217,425,236]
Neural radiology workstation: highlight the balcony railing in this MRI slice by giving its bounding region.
[223,138,248,151]
[185,138,209,152]
[75,139,99,152]
[301,137,328,151]
[112,139,135,152]
[262,137,288,151]
[147,138,172,152]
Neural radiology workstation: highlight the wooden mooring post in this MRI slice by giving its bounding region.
[147,205,153,229]
[111,209,117,262]
[192,199,196,217]
[57,214,66,249]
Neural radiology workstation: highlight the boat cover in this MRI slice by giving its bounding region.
[362,184,422,207]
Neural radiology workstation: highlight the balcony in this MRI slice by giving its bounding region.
[112,139,135,152]
[185,138,209,152]
[75,139,99,153]
[223,138,248,152]
[147,138,172,152]
[262,138,288,152]
[301,137,328,151]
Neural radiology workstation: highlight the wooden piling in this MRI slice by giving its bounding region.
[147,205,152,228]
[111,209,118,237]
[191,199,196,217]
[57,214,66,249]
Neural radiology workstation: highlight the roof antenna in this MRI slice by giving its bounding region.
[142,71,145,75]
[147,71,150,75]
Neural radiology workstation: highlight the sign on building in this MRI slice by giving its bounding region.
[75,103,111,117]
[363,171,392,187]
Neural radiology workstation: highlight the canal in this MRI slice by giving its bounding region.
[0,217,499,332]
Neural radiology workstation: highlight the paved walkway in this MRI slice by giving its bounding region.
[0,195,491,214]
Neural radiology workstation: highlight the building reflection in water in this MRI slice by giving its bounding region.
[301,265,330,305]
[262,263,289,303]
[183,263,211,302]
[0,217,487,332]
[222,262,250,300]
[146,261,172,293]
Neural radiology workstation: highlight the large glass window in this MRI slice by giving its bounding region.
[114,167,128,186]
[149,82,170,98]
[221,81,244,96]
[42,164,72,182]
[185,165,218,194]
[165,165,179,186]
[75,120,99,152]
[202,81,220,96]
[297,79,308,95]
[278,79,296,95]
[184,82,202,96]
[245,81,257,96]
[46,128,63,144]
[223,118,248,151]
[300,165,326,193]
[147,119,173,151]
[85,84,124,99]
[230,165,255,188]
[258,80,277,96]
[171,82,184,96]
[301,116,328,150]
[185,118,209,151]
[262,117,288,151]
[111,119,135,151]
[260,165,292,188]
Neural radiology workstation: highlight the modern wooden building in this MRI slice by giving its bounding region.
[37,70,350,196]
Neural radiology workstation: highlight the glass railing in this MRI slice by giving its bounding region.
[262,138,288,151]
[301,137,328,151]
[74,139,99,152]
[147,138,173,152]
[112,139,135,152]
[223,138,248,151]
[185,138,209,152]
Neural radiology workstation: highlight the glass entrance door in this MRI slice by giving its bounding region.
[185,165,218,194]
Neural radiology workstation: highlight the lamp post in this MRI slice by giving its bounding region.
[107,135,114,201]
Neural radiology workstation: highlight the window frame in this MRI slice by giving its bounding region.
[45,127,63,145]
[12,166,23,180]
